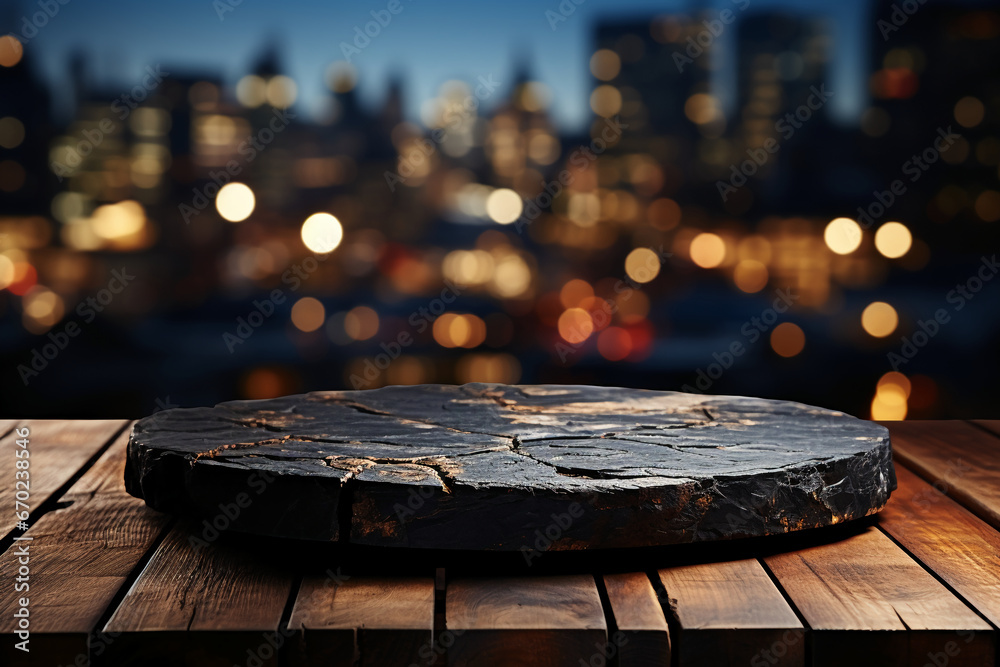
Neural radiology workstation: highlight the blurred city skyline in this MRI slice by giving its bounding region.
[7,0,874,130]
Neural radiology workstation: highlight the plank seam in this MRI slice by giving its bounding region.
[964,419,1000,441]
[757,558,813,667]
[644,570,680,667]
[875,524,999,632]
[0,420,131,554]
[277,572,303,666]
[593,574,620,667]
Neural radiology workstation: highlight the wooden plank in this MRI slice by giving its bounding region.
[288,576,435,666]
[446,575,607,666]
[879,464,1000,628]
[657,559,803,667]
[0,425,169,666]
[102,523,295,666]
[765,525,994,666]
[0,420,126,537]
[603,573,670,667]
[885,421,1000,530]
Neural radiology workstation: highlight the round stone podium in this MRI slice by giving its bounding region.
[125,384,895,550]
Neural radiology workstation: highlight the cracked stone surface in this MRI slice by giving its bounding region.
[125,384,896,550]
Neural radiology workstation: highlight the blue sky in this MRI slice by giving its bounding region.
[13,0,869,130]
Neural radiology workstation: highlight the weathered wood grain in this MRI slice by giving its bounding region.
[657,559,803,666]
[0,425,169,666]
[879,464,1000,628]
[126,384,895,549]
[102,523,295,666]
[886,420,1000,530]
[0,419,126,538]
[446,575,607,666]
[603,573,670,667]
[764,525,994,666]
[288,576,435,666]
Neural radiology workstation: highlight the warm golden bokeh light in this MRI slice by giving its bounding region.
[861,301,899,338]
[265,75,297,108]
[290,297,325,332]
[236,75,267,108]
[684,93,722,125]
[301,213,344,253]
[824,217,863,255]
[485,188,523,224]
[770,322,805,357]
[344,306,379,341]
[689,232,726,268]
[878,371,912,398]
[456,353,521,384]
[0,253,15,290]
[590,85,623,117]
[0,117,25,149]
[433,313,487,348]
[558,307,594,344]
[733,259,769,293]
[871,392,907,420]
[975,190,1000,222]
[624,247,661,284]
[22,285,65,330]
[0,36,23,68]
[560,279,594,308]
[215,183,255,222]
[874,221,912,258]
[590,49,621,81]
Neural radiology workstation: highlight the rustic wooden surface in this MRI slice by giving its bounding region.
[125,384,895,549]
[2,416,1000,666]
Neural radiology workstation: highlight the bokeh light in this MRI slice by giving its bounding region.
[824,217,862,255]
[344,306,379,341]
[624,248,661,284]
[290,297,325,332]
[558,307,594,344]
[689,233,726,268]
[861,301,899,338]
[590,85,623,117]
[590,49,621,81]
[0,36,23,68]
[301,213,344,253]
[770,322,805,357]
[215,183,256,222]
[485,188,523,224]
[874,222,912,259]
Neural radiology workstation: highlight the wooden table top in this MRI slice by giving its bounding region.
[1,418,998,666]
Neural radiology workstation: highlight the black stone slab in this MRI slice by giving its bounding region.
[125,384,896,550]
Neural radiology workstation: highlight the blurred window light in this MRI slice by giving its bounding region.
[861,302,898,338]
[624,248,661,284]
[236,75,267,108]
[301,213,344,253]
[0,36,23,68]
[590,85,623,118]
[485,188,523,224]
[824,217,862,255]
[874,222,912,259]
[590,49,621,81]
[689,232,726,268]
[215,183,256,222]
[291,297,325,332]
[770,322,805,358]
